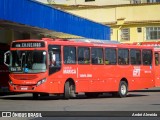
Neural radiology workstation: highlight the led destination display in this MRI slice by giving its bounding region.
[12,42,45,48]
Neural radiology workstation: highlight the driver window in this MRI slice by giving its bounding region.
[49,51,60,67]
[48,45,61,75]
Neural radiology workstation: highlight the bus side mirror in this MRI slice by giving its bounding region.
[4,51,10,67]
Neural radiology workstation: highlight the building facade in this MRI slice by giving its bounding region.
[64,0,130,6]
[58,2,160,43]
[39,0,130,5]
[43,0,160,5]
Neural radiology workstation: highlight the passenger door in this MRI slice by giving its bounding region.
[154,52,160,87]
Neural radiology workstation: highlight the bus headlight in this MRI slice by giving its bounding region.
[9,79,14,86]
[36,78,46,86]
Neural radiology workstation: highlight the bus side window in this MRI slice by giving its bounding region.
[64,46,76,64]
[118,49,129,65]
[91,48,103,64]
[130,49,141,65]
[142,50,152,65]
[105,48,117,65]
[78,47,90,64]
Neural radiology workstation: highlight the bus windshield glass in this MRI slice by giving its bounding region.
[10,50,47,73]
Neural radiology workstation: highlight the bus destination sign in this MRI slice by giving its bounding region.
[12,42,45,48]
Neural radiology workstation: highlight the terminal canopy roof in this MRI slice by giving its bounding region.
[0,0,110,40]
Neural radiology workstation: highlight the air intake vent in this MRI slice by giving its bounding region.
[11,75,38,80]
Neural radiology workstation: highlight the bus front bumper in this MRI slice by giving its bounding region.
[8,81,59,94]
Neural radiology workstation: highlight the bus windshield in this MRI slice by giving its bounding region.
[10,50,47,73]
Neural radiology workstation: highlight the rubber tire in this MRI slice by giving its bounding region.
[118,81,128,98]
[32,93,39,100]
[70,84,76,98]
[64,81,76,99]
[64,81,70,99]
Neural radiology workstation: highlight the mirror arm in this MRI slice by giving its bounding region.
[4,51,10,67]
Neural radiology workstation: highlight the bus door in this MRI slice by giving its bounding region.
[76,47,91,92]
[141,49,155,88]
[154,52,160,87]
[89,47,105,91]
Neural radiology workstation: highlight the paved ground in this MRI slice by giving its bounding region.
[0,87,160,120]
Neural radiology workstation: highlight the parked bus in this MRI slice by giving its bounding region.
[133,41,160,87]
[0,43,9,92]
[4,38,155,99]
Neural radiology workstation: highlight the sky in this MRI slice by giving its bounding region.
[35,0,66,4]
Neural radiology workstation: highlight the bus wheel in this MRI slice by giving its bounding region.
[85,92,99,98]
[118,81,128,98]
[32,93,39,99]
[64,81,76,99]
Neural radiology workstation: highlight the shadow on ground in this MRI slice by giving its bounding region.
[131,89,160,92]
[0,92,148,101]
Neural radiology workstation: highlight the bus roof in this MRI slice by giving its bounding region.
[13,38,154,49]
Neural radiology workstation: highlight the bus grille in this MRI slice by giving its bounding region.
[11,75,38,80]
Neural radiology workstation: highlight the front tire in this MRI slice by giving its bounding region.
[64,81,76,99]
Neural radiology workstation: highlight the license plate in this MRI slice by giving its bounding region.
[20,87,28,90]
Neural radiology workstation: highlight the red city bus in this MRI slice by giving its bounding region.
[0,43,9,92]
[4,38,155,99]
[133,41,160,87]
